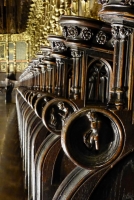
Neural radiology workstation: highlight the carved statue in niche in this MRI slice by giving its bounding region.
[57,102,69,125]
[83,111,101,150]
[49,108,57,127]
[87,61,109,104]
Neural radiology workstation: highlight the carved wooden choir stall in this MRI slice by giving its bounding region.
[16,1,134,200]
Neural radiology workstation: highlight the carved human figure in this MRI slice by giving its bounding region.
[57,102,69,125]
[83,111,101,150]
[49,108,57,127]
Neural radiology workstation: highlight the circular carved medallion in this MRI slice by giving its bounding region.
[42,98,78,135]
[34,94,55,118]
[30,92,42,108]
[61,107,124,169]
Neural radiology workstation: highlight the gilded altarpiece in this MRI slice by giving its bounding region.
[0,33,30,78]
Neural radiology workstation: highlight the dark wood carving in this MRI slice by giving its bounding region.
[42,98,78,135]
[16,2,134,200]
[61,107,124,169]
[34,94,55,118]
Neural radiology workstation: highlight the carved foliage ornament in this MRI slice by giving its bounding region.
[51,41,67,52]
[62,26,79,38]
[96,31,107,45]
[71,50,82,58]
[67,26,79,38]
[111,26,132,41]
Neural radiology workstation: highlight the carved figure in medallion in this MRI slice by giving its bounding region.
[49,108,57,127]
[57,102,69,125]
[83,111,101,150]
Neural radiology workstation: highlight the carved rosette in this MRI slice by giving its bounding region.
[67,26,79,38]
[61,107,124,169]
[51,41,67,52]
[96,31,107,45]
[81,28,93,40]
[42,98,78,135]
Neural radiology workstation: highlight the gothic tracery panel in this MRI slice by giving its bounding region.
[86,59,111,104]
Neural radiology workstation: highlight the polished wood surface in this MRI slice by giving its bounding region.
[0,95,24,200]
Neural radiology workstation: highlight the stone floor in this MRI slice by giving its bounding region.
[0,94,25,200]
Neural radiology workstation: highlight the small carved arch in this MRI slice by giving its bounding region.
[86,58,112,105]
